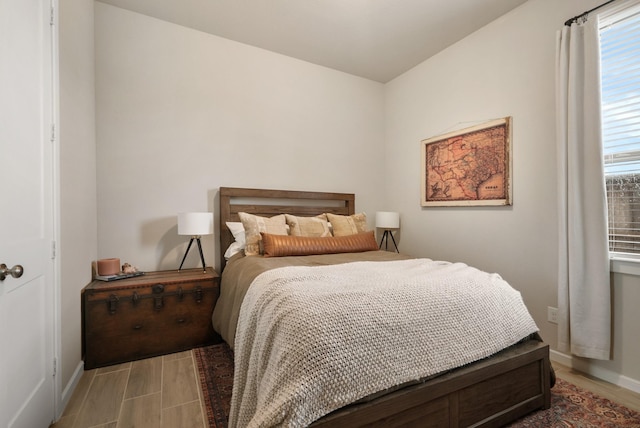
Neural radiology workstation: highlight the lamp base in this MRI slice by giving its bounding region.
[178,236,207,272]
[379,230,399,253]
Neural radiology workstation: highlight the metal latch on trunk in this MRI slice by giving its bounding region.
[108,294,119,314]
[153,283,164,310]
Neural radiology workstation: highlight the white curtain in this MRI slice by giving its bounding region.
[556,18,611,360]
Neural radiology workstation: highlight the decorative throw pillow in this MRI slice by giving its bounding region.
[325,213,368,236]
[285,214,331,237]
[261,231,378,257]
[238,212,288,256]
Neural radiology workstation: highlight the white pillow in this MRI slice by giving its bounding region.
[224,241,244,260]
[226,221,246,246]
[224,221,246,259]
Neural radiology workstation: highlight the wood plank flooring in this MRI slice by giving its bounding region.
[51,353,640,428]
[51,350,206,428]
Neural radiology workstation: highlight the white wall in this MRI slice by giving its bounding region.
[59,0,97,401]
[94,3,386,273]
[385,0,640,387]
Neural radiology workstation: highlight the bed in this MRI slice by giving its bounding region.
[212,186,551,428]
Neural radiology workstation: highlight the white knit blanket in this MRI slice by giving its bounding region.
[229,259,538,428]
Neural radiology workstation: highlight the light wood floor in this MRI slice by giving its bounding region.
[51,354,640,428]
[51,350,207,428]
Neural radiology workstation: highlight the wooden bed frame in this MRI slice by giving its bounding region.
[218,186,551,427]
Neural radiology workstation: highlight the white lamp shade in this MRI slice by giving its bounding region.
[178,212,213,236]
[375,211,400,229]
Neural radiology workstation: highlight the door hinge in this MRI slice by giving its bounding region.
[53,357,57,377]
[50,123,55,143]
[51,240,56,259]
[50,5,55,26]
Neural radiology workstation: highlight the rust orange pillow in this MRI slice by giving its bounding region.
[261,231,378,257]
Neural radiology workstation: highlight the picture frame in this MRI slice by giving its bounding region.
[421,117,512,207]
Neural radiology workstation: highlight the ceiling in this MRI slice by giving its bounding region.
[97,0,528,83]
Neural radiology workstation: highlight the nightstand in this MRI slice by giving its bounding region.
[82,267,220,369]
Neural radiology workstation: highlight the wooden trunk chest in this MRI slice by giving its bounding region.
[82,267,220,369]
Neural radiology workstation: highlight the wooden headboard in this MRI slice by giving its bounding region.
[219,187,355,270]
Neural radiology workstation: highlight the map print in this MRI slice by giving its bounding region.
[421,118,511,206]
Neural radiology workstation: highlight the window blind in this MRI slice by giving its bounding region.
[600,9,640,255]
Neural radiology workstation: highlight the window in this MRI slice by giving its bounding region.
[600,7,640,257]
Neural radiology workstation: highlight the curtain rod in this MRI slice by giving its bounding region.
[564,0,617,25]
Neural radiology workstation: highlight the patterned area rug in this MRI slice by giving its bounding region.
[194,343,234,428]
[508,378,640,427]
[195,343,640,428]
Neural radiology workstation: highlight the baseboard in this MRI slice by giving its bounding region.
[57,360,85,420]
[550,349,640,394]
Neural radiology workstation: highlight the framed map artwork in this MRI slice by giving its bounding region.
[421,117,512,207]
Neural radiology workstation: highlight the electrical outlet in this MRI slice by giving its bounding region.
[547,306,558,324]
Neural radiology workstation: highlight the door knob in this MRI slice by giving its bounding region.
[0,264,24,281]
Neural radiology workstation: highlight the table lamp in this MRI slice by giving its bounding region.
[177,212,213,272]
[376,211,400,252]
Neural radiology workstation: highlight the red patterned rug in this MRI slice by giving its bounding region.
[507,377,640,427]
[194,343,234,428]
[195,343,640,427]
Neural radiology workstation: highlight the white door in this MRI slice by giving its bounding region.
[0,0,56,427]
